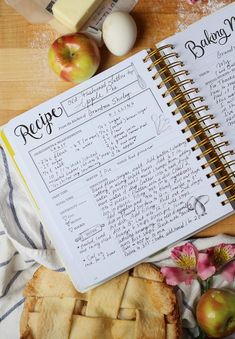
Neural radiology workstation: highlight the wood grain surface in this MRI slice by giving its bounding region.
[0,0,234,236]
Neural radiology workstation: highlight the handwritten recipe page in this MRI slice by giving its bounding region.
[165,3,235,152]
[2,50,233,290]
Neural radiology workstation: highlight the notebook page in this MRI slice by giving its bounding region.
[2,50,232,291]
[159,3,235,160]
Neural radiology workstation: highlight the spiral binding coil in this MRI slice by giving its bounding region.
[158,70,189,89]
[212,172,235,187]
[147,52,179,71]
[156,61,184,79]
[202,150,234,169]
[162,79,194,97]
[168,88,199,106]
[144,45,235,205]
[191,133,225,150]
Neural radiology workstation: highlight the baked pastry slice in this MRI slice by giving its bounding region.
[20,263,181,339]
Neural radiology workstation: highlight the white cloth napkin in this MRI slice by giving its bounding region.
[0,147,235,339]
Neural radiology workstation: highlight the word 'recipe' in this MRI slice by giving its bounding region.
[14,107,63,145]
[185,15,235,59]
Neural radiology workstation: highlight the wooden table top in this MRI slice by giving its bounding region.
[0,0,234,237]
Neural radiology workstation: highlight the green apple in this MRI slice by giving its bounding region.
[48,33,100,83]
[196,288,235,338]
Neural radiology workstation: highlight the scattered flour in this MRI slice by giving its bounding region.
[28,29,58,49]
[200,0,228,15]
[177,0,228,32]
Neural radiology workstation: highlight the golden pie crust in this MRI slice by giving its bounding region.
[20,263,181,339]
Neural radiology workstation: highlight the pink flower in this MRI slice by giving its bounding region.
[209,243,235,266]
[171,242,197,269]
[207,243,235,282]
[197,252,216,280]
[161,243,215,286]
[161,267,197,285]
[221,261,235,283]
[187,0,199,4]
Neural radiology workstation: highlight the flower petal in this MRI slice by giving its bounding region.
[213,243,235,267]
[197,253,216,280]
[221,261,235,283]
[187,0,199,4]
[161,267,196,286]
[171,243,197,269]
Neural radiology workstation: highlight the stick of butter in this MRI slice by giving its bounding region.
[52,0,104,32]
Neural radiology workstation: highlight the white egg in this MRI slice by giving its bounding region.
[102,11,137,56]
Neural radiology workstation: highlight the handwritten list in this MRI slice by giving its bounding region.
[89,141,203,257]
[208,49,235,129]
[54,137,208,267]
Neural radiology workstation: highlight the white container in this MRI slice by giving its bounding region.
[5,0,54,24]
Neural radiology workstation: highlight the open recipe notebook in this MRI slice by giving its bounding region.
[1,3,235,292]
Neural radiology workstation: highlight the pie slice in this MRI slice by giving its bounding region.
[20,263,181,339]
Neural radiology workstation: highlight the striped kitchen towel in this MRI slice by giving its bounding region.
[0,147,63,338]
[0,146,235,338]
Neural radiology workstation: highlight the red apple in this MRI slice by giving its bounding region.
[48,33,100,83]
[196,288,235,338]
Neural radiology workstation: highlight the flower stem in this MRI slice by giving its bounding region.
[197,326,207,339]
[198,277,213,294]
[205,277,212,291]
